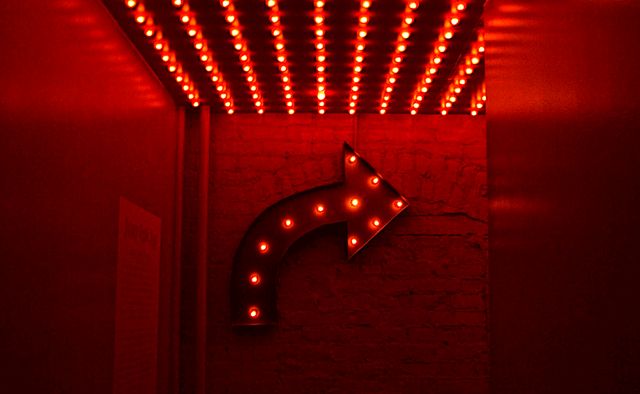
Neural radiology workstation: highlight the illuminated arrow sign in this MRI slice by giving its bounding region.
[230,143,408,327]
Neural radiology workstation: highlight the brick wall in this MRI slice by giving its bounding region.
[206,114,487,393]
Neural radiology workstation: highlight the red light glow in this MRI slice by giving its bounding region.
[249,273,261,285]
[394,199,404,209]
[283,217,294,228]
[349,236,359,246]
[248,306,260,319]
[350,198,360,207]
[371,218,381,228]
[258,241,269,253]
[315,204,326,214]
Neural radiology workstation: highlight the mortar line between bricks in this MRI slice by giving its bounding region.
[412,212,488,224]
[353,115,358,149]
[392,233,467,237]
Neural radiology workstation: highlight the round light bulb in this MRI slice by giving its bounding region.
[249,273,261,285]
[248,306,260,319]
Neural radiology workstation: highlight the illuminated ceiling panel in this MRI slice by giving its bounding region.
[105,0,485,114]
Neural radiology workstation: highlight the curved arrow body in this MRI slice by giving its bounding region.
[230,143,408,327]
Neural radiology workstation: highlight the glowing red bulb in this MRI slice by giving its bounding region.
[393,199,404,209]
[350,198,360,207]
[249,273,261,285]
[349,236,359,246]
[371,218,381,228]
[456,3,466,11]
[258,241,269,253]
[371,176,380,185]
[126,0,137,8]
[248,306,260,319]
[348,155,357,163]
[283,218,294,228]
[315,204,326,214]
[135,15,146,24]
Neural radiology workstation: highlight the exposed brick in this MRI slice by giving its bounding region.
[198,114,487,393]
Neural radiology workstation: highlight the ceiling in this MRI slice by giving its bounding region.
[104,0,485,114]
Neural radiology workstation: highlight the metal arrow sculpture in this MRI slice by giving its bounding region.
[230,143,408,327]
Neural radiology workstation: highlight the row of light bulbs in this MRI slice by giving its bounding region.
[347,0,373,115]
[314,1,327,114]
[125,0,200,106]
[217,0,264,114]
[408,1,467,115]
[440,31,485,115]
[378,0,420,115]
[169,0,234,111]
[470,82,487,116]
[266,0,296,114]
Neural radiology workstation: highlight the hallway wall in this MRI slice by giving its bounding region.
[203,114,488,393]
[0,1,179,393]
[486,1,640,393]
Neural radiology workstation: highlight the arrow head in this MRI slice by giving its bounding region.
[342,143,409,258]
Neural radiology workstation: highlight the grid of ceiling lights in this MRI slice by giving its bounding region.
[348,0,372,114]
[440,30,484,115]
[217,0,264,113]
[125,0,200,106]
[171,0,234,111]
[265,0,295,113]
[409,1,467,115]
[379,1,420,114]
[125,0,485,114]
[314,0,327,114]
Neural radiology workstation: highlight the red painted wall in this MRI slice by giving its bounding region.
[0,1,179,393]
[487,1,640,393]
[205,114,487,393]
